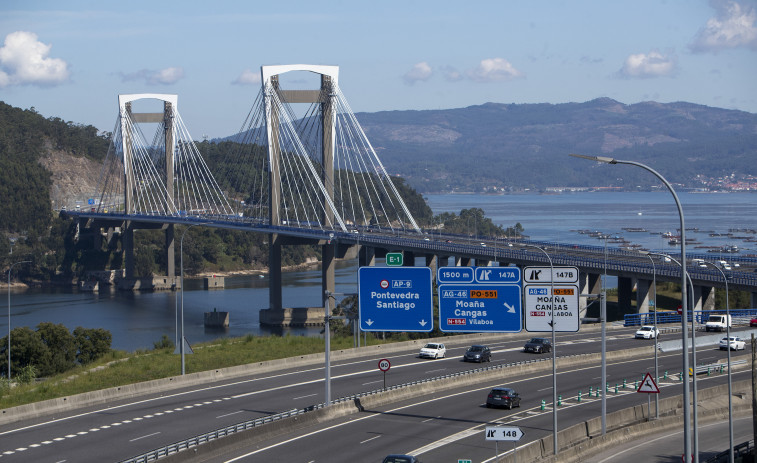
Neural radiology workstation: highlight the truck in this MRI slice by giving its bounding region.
[705,314,732,332]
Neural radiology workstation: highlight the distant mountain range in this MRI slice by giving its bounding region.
[351,98,757,193]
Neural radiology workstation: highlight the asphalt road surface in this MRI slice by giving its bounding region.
[0,325,750,462]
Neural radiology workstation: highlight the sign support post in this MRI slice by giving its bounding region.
[378,358,391,390]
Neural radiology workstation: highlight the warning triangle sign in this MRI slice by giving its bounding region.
[637,372,660,393]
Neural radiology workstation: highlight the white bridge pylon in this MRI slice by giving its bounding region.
[94,94,233,218]
[249,64,422,234]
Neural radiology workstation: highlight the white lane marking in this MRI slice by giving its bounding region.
[595,417,747,463]
[0,334,613,440]
[421,416,441,423]
[425,368,446,374]
[360,435,381,444]
[223,352,694,461]
[293,393,318,400]
[362,380,383,385]
[537,387,552,392]
[216,410,244,419]
[129,432,161,442]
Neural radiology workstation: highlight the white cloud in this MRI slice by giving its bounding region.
[690,0,757,53]
[440,65,463,82]
[402,62,433,85]
[0,31,70,87]
[618,50,676,78]
[232,69,261,85]
[466,58,523,82]
[119,67,185,85]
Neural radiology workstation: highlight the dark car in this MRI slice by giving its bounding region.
[463,345,492,363]
[486,387,521,409]
[524,337,552,353]
[382,455,421,463]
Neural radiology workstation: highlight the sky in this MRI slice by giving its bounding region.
[1,0,756,139]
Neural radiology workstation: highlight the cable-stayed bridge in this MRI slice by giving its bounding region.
[61,65,757,322]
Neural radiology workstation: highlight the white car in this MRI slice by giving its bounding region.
[635,325,660,339]
[419,343,446,359]
[720,336,745,351]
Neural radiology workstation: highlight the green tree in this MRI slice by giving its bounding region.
[73,327,112,365]
[36,322,77,376]
[0,327,46,378]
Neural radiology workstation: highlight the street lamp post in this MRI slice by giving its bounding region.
[702,260,734,463]
[519,243,558,455]
[651,252,700,462]
[7,260,31,380]
[641,251,660,419]
[570,154,692,461]
[180,222,206,375]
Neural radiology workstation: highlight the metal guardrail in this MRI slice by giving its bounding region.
[704,439,754,463]
[119,353,581,463]
[690,359,746,376]
[624,309,757,327]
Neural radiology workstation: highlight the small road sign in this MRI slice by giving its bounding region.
[523,266,578,284]
[637,372,660,393]
[485,426,524,441]
[386,252,403,266]
[378,359,391,372]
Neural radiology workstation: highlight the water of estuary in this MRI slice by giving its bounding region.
[7,192,756,351]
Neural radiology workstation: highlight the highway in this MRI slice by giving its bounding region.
[200,345,750,462]
[586,416,754,463]
[0,325,750,462]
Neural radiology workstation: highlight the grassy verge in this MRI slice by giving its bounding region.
[0,333,410,409]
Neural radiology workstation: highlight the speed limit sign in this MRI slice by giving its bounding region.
[378,359,391,372]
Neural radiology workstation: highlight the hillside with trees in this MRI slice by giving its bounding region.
[0,102,436,282]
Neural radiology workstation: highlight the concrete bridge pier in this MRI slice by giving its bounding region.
[166,224,175,284]
[636,279,651,314]
[689,285,715,313]
[425,254,438,276]
[322,240,335,308]
[269,234,283,310]
[455,256,472,267]
[124,221,134,280]
[359,245,375,267]
[617,276,634,314]
[579,273,602,312]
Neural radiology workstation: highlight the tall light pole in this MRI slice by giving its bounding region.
[180,222,206,375]
[570,154,691,461]
[7,260,31,380]
[702,260,734,463]
[640,251,660,419]
[651,252,700,462]
[517,242,558,455]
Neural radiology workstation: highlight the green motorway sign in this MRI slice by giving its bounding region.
[386,252,403,266]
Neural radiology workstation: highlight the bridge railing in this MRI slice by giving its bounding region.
[624,309,757,327]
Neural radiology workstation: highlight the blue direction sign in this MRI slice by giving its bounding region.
[437,266,522,333]
[439,284,521,332]
[358,267,433,332]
